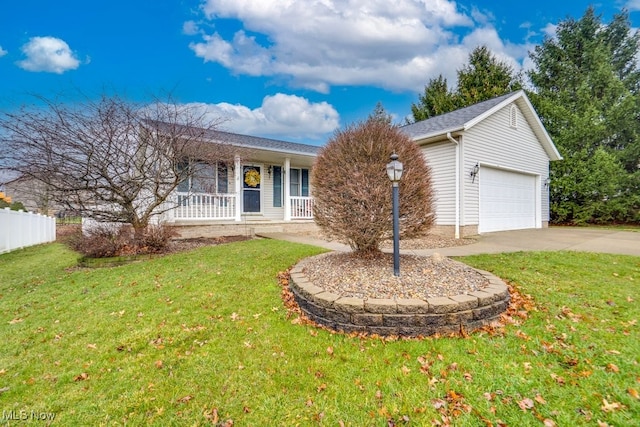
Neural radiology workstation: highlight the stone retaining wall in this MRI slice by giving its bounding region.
[289,255,510,337]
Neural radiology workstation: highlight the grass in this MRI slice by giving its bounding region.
[0,240,638,426]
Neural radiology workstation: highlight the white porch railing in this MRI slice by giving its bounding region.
[290,196,314,219]
[0,208,56,254]
[173,193,237,220]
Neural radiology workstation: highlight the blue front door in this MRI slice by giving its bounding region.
[242,165,261,213]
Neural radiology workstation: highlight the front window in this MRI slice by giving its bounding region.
[178,161,229,193]
[290,168,309,197]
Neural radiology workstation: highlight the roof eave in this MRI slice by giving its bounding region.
[411,126,465,145]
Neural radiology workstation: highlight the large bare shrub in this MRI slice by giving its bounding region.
[312,118,435,255]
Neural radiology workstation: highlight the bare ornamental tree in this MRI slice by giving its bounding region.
[0,95,235,240]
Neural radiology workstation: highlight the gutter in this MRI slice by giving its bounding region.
[446,132,461,239]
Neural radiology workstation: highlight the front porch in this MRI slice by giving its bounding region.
[168,192,314,221]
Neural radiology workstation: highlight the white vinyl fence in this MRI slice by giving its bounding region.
[0,208,56,254]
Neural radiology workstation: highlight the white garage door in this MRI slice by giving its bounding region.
[479,167,537,233]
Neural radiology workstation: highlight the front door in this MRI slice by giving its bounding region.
[242,165,261,213]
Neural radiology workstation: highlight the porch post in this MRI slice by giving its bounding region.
[234,156,242,222]
[284,157,291,221]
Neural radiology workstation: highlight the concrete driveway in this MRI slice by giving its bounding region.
[261,227,640,257]
[411,227,640,257]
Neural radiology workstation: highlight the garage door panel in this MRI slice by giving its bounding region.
[479,167,536,233]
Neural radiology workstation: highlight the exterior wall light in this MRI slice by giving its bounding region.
[470,163,480,183]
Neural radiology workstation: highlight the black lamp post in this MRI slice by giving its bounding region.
[386,153,403,277]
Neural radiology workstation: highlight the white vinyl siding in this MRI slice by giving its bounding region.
[421,141,456,225]
[261,165,282,220]
[261,164,311,220]
[462,103,550,229]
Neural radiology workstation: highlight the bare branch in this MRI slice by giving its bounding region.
[0,93,235,235]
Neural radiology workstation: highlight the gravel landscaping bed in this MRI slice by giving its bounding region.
[301,251,490,300]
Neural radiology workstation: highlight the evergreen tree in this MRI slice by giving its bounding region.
[456,46,522,106]
[528,7,640,224]
[410,46,521,122]
[410,75,457,121]
[368,101,394,126]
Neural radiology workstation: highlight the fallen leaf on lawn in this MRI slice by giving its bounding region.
[401,365,411,375]
[518,398,534,411]
[375,390,383,400]
[306,399,313,407]
[535,394,547,404]
[605,349,621,355]
[154,360,163,369]
[483,392,494,401]
[550,373,565,385]
[463,372,473,381]
[204,407,219,423]
[627,388,639,399]
[317,383,327,392]
[601,399,624,412]
[597,421,611,427]
[230,312,240,321]
[326,346,334,356]
[606,363,619,373]
[177,395,193,403]
[8,318,23,324]
[0,369,6,376]
[432,398,446,409]
[523,362,532,373]
[73,373,89,382]
[87,343,97,349]
[543,419,557,427]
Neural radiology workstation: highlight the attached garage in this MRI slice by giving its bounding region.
[479,167,537,233]
[401,90,562,238]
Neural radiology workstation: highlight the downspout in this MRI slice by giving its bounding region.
[446,132,460,239]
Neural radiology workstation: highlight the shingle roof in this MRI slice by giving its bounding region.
[204,129,321,156]
[145,120,320,156]
[400,91,517,139]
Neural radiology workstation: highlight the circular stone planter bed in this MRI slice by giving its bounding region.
[289,253,510,337]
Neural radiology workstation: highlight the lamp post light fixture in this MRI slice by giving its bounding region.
[386,153,403,277]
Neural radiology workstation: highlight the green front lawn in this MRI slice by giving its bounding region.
[0,240,638,426]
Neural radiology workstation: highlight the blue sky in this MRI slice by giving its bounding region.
[1,0,638,145]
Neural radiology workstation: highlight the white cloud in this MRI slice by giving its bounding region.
[189,0,532,93]
[183,20,200,35]
[542,23,558,38]
[0,46,7,57]
[17,36,80,73]
[178,93,339,140]
[626,0,640,12]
